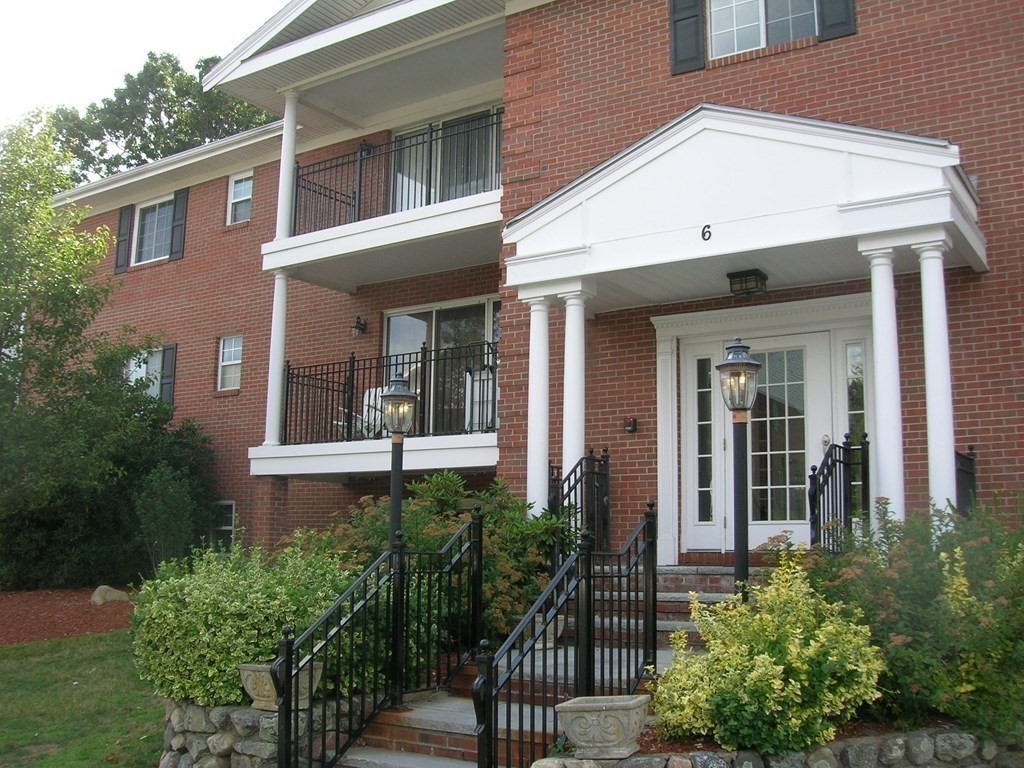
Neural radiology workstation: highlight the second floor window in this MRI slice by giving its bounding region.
[709,0,816,58]
[135,198,175,263]
[127,344,176,404]
[228,173,253,224]
[218,336,242,390]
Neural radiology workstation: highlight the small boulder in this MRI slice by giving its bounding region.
[90,585,130,605]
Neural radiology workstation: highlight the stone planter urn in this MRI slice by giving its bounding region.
[238,661,324,712]
[555,693,650,759]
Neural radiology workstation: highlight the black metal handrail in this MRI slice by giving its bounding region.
[547,448,610,558]
[472,501,657,768]
[274,513,483,768]
[955,445,977,515]
[293,111,503,236]
[282,341,497,446]
[808,433,870,552]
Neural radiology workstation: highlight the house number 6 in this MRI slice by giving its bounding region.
[701,224,712,241]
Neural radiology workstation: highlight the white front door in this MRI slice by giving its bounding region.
[681,332,836,550]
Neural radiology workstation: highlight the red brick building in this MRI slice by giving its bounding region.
[68,0,1022,562]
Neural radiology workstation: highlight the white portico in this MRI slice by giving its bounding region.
[503,103,986,561]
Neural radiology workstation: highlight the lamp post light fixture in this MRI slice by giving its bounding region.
[715,338,762,598]
[381,372,416,709]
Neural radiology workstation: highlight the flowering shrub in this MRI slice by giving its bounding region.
[805,503,1024,735]
[131,534,354,706]
[653,555,883,753]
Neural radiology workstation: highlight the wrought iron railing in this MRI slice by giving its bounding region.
[273,513,483,768]
[547,448,611,557]
[293,111,503,236]
[471,502,657,768]
[955,445,977,515]
[282,341,497,445]
[808,434,870,552]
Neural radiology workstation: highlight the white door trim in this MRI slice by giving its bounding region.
[652,293,873,564]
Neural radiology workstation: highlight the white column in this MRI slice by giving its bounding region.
[560,291,589,473]
[264,270,289,446]
[864,248,906,518]
[916,239,957,510]
[526,298,551,517]
[275,92,299,240]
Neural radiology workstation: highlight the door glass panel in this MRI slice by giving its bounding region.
[845,341,867,509]
[696,357,714,522]
[750,346,808,523]
[392,129,430,212]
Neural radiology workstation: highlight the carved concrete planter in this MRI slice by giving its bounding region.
[555,693,650,759]
[239,662,324,711]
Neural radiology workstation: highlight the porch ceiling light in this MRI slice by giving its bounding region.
[381,373,416,435]
[351,316,367,338]
[727,269,768,297]
[716,338,762,414]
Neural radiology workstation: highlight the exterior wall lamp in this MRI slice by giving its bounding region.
[715,338,762,598]
[727,269,768,297]
[381,372,416,708]
[351,316,368,338]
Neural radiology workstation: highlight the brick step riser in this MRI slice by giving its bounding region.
[359,722,549,764]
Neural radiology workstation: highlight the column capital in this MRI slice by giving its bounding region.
[862,247,895,265]
[524,296,551,309]
[912,237,952,259]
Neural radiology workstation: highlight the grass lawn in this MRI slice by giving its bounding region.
[0,630,164,767]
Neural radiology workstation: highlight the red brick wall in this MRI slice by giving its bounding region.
[497,0,1024,527]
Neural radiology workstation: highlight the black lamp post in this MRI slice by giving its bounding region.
[715,338,761,598]
[381,373,416,708]
[381,373,416,544]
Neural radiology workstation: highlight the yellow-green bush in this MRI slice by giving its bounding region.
[131,534,354,706]
[653,555,883,754]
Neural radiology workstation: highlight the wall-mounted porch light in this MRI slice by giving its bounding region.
[727,269,768,298]
[351,316,368,338]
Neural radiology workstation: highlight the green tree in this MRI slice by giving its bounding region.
[53,52,275,183]
[0,115,217,588]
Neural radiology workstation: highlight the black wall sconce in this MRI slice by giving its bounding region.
[624,417,638,433]
[351,316,368,338]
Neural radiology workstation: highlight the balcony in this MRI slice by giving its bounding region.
[294,111,502,236]
[262,112,504,294]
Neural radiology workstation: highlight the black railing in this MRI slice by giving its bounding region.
[955,445,977,515]
[472,501,657,768]
[808,434,870,552]
[547,448,611,557]
[293,111,503,236]
[282,341,497,445]
[274,513,483,768]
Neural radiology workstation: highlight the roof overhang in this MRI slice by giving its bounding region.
[205,0,505,135]
[504,103,986,315]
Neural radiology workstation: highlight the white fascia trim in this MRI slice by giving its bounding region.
[248,433,498,476]
[261,189,501,270]
[203,0,315,90]
[55,121,285,207]
[215,0,462,87]
[504,103,959,244]
[506,0,558,13]
[651,293,873,342]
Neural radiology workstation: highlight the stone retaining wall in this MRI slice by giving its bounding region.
[533,727,1024,768]
[159,700,278,768]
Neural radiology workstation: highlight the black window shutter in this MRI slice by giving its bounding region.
[817,0,856,41]
[114,204,134,274]
[671,0,706,74]
[159,344,177,405]
[168,188,189,261]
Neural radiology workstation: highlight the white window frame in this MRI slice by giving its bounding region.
[209,501,235,548]
[227,171,253,225]
[127,348,164,398]
[707,0,818,59]
[218,335,243,391]
[133,194,176,265]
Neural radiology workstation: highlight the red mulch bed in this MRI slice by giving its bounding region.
[0,588,134,647]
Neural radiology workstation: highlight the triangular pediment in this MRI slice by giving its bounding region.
[504,104,983,312]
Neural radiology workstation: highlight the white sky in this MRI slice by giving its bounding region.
[1,0,289,129]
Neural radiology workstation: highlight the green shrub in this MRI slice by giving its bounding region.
[329,472,555,639]
[131,534,354,706]
[653,555,883,753]
[805,502,1024,736]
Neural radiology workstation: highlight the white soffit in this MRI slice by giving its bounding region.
[504,104,985,304]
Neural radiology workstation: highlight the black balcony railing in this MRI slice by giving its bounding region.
[293,111,503,236]
[282,342,498,446]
